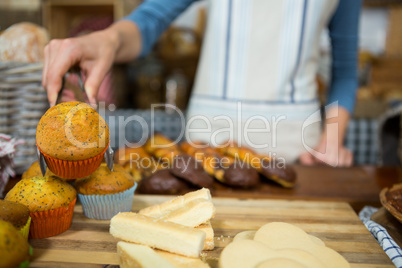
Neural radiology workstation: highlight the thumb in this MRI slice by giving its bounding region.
[299,151,315,166]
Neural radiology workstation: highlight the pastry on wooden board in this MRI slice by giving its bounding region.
[380,183,402,224]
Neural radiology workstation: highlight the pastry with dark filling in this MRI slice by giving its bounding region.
[170,154,214,188]
[380,183,402,223]
[138,169,190,195]
[259,159,296,188]
[214,163,260,188]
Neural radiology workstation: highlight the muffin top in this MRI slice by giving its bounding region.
[0,220,30,268]
[5,176,77,212]
[36,101,110,161]
[75,163,135,195]
[0,200,30,229]
[21,161,54,180]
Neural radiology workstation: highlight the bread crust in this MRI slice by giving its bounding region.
[110,213,205,258]
[139,188,211,218]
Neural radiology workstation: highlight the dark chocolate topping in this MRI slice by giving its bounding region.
[223,163,259,188]
[138,169,189,195]
[170,154,214,188]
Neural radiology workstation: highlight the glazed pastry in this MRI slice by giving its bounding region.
[380,183,402,223]
[214,163,260,188]
[259,159,297,188]
[170,154,214,188]
[181,141,260,188]
[115,146,157,183]
[144,133,179,155]
[138,169,190,195]
[219,141,296,188]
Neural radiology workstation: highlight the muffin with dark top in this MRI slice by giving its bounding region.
[36,101,110,179]
[0,200,31,240]
[0,220,32,268]
[5,175,77,239]
[75,163,137,220]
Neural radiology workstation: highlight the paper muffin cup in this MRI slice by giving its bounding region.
[78,183,137,220]
[19,216,31,240]
[29,198,77,239]
[36,141,110,180]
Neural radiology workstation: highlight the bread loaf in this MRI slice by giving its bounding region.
[110,213,205,257]
[139,188,211,218]
[0,22,49,62]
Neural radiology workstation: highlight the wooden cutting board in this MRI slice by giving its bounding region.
[29,195,394,268]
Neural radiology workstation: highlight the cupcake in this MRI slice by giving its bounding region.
[5,176,77,239]
[36,101,110,179]
[0,220,32,268]
[75,163,137,220]
[0,200,31,240]
[21,161,55,180]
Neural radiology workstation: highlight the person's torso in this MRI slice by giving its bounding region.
[188,0,338,120]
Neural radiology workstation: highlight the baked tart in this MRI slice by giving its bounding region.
[380,183,402,224]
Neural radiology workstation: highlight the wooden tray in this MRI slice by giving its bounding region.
[29,195,394,267]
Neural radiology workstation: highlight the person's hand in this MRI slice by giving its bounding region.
[298,141,353,167]
[42,28,119,107]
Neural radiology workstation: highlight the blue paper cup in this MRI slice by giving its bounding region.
[78,183,137,220]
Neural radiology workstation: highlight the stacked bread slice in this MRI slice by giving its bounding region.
[110,188,215,267]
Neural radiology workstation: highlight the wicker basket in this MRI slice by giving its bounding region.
[0,62,49,174]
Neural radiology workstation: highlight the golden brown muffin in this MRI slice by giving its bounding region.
[75,163,135,195]
[0,220,31,268]
[36,101,109,161]
[21,161,55,180]
[5,176,77,212]
[0,200,30,230]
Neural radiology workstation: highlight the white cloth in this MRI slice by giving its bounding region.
[359,206,402,268]
[186,0,339,162]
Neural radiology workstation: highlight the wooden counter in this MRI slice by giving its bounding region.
[29,195,394,267]
[209,165,402,212]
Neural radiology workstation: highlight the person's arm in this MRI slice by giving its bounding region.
[299,0,361,167]
[43,0,197,107]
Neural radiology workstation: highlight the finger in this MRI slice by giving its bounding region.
[337,148,347,167]
[343,149,353,167]
[84,61,111,108]
[348,150,354,166]
[46,39,81,106]
[299,152,315,166]
[42,44,50,88]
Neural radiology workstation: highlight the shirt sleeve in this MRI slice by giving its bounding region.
[123,0,198,57]
[327,0,362,114]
